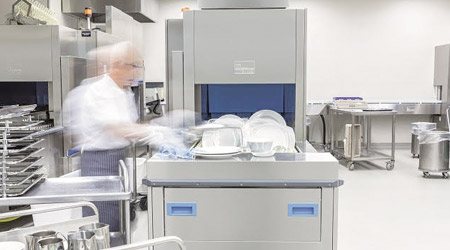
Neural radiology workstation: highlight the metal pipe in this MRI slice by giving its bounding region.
[446,107,450,131]
[119,160,131,244]
[105,236,186,250]
[0,201,98,219]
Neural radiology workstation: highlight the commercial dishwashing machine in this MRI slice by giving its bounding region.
[144,152,342,250]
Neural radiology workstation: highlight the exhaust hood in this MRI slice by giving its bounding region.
[62,0,158,23]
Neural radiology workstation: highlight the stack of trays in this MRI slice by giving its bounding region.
[1,116,48,197]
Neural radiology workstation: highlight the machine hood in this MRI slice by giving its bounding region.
[62,0,157,23]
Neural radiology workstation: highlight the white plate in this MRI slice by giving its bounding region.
[202,128,243,147]
[252,150,275,157]
[193,146,242,155]
[0,242,25,250]
[249,110,286,126]
[194,152,241,159]
[249,124,294,150]
[215,114,245,128]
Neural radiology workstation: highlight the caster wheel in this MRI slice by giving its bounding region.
[423,172,431,178]
[347,162,355,171]
[139,197,148,211]
[130,205,136,221]
[386,161,395,171]
[443,172,449,179]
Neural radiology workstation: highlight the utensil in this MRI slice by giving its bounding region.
[25,230,58,250]
[79,223,110,249]
[37,238,65,250]
[68,231,97,250]
[0,241,25,250]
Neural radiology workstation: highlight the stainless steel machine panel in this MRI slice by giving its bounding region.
[198,0,289,9]
[0,26,55,82]
[164,188,321,242]
[192,9,297,84]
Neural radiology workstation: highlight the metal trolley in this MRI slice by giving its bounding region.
[330,108,396,171]
[0,202,186,250]
[0,161,132,244]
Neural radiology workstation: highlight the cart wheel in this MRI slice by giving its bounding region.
[347,162,355,171]
[130,205,136,221]
[423,172,431,178]
[139,197,148,211]
[386,161,395,171]
[443,172,449,179]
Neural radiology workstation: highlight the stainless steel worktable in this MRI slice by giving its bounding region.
[329,108,396,171]
[0,176,131,206]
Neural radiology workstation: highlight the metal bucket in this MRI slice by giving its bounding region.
[79,223,110,249]
[419,132,450,173]
[68,231,97,250]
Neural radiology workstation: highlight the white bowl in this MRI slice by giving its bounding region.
[247,138,273,154]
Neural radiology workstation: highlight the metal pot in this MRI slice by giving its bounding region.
[25,231,58,250]
[79,223,110,249]
[68,231,97,250]
[37,238,65,250]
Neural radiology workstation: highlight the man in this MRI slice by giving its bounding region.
[64,42,164,231]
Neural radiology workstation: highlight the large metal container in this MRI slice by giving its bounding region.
[411,122,436,158]
[419,131,450,174]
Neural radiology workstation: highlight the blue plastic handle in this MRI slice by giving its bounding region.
[288,203,319,217]
[167,203,197,216]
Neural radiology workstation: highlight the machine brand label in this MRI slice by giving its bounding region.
[81,30,92,37]
[234,60,256,75]
[7,66,22,76]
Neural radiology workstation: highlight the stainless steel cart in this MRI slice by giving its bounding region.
[105,236,186,250]
[330,108,396,171]
[0,202,99,242]
[0,161,132,244]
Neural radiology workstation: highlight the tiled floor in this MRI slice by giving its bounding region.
[131,149,450,250]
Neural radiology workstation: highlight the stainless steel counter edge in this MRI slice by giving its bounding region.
[0,192,132,206]
[143,179,344,188]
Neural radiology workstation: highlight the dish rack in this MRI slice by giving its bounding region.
[1,105,47,198]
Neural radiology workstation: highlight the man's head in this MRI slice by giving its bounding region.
[88,41,144,89]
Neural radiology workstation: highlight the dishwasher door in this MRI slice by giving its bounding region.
[163,188,322,243]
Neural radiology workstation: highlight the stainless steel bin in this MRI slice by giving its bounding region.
[411,122,436,158]
[418,131,450,178]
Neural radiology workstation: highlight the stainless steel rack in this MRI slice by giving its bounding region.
[1,106,48,198]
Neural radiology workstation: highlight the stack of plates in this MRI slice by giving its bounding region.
[192,146,242,159]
